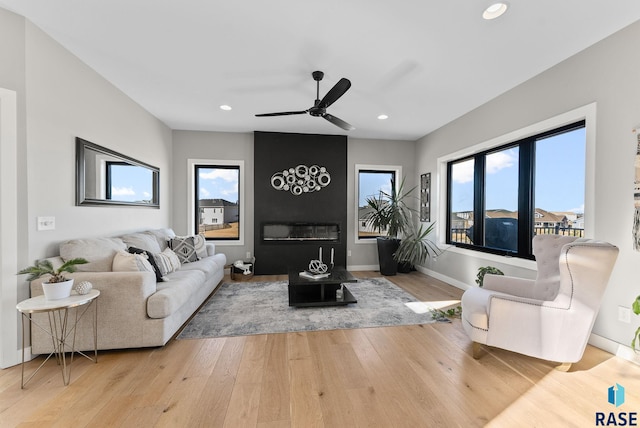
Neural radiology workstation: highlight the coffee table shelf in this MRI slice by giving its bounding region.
[288,267,357,307]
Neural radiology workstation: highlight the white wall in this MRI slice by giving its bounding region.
[416,20,640,347]
[0,9,173,366]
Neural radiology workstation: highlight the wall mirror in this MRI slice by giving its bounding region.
[76,137,160,208]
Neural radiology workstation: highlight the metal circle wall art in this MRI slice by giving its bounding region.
[271,164,331,196]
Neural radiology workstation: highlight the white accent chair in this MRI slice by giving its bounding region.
[461,235,619,370]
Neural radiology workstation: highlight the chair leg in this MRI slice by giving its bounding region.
[472,342,482,359]
[555,362,572,372]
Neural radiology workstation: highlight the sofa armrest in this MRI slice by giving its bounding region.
[206,243,216,257]
[29,271,158,353]
[482,274,537,299]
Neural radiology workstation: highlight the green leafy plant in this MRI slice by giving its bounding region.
[632,295,640,351]
[364,176,440,267]
[476,266,504,287]
[430,306,462,322]
[18,258,88,283]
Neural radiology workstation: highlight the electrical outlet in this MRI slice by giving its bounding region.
[37,216,55,231]
[246,251,251,260]
[347,250,352,257]
[619,306,631,323]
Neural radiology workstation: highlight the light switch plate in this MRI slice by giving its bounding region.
[37,216,55,231]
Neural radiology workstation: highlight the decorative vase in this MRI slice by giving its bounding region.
[42,279,74,300]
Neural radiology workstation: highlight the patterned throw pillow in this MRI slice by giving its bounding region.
[128,247,164,282]
[169,236,199,263]
[152,247,182,276]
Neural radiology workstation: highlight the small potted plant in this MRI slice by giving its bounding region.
[18,258,88,300]
[475,266,504,287]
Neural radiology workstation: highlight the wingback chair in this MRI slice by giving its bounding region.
[461,234,619,370]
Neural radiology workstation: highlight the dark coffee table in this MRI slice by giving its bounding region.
[288,267,358,307]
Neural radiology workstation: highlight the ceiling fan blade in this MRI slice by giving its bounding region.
[317,78,351,109]
[323,113,355,131]
[255,110,308,117]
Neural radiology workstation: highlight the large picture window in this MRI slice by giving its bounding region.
[446,121,585,258]
[356,165,401,241]
[194,164,241,240]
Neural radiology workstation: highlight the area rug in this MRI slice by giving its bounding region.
[178,277,443,339]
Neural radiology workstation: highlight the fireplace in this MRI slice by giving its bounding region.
[262,223,340,242]
[253,131,347,274]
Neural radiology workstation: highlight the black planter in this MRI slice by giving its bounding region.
[397,261,413,273]
[376,237,400,276]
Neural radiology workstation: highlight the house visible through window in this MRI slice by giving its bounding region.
[446,121,586,258]
[194,164,240,240]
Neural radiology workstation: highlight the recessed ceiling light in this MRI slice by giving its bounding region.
[378,114,389,120]
[483,3,508,20]
[220,105,232,111]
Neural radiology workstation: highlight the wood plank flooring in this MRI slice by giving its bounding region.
[1,271,639,427]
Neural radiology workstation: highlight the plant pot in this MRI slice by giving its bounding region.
[397,261,413,273]
[42,279,74,300]
[376,237,400,276]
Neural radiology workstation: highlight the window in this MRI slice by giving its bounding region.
[356,165,401,241]
[193,163,242,241]
[446,121,585,258]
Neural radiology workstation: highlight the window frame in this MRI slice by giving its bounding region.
[354,164,402,244]
[437,103,596,264]
[188,159,245,246]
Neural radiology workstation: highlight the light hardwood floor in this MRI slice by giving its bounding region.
[1,271,639,427]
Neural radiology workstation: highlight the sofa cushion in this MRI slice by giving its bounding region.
[152,247,182,276]
[145,228,176,251]
[179,253,226,278]
[60,237,126,272]
[120,232,162,254]
[147,269,205,318]
[169,236,199,263]
[112,250,155,274]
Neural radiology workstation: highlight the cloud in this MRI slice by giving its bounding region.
[200,169,238,182]
[452,159,474,184]
[452,150,517,184]
[143,191,151,198]
[486,150,516,174]
[199,187,211,198]
[111,186,135,196]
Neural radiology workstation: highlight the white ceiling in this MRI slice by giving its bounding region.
[2,1,640,141]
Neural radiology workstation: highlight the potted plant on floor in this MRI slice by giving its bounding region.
[18,258,88,300]
[364,177,440,275]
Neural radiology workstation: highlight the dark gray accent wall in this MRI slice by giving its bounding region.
[254,131,347,274]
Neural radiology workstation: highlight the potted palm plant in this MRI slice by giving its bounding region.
[364,177,440,275]
[18,258,88,300]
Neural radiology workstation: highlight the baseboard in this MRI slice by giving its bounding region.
[347,264,379,271]
[589,333,640,366]
[414,265,471,291]
[2,346,32,369]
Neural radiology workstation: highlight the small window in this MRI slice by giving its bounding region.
[357,168,399,240]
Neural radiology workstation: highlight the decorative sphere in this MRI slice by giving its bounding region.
[75,281,93,295]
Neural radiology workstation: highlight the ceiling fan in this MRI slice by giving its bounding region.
[255,71,355,131]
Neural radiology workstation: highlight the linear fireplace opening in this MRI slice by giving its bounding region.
[262,222,340,242]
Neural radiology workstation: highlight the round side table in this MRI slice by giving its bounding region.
[16,289,100,388]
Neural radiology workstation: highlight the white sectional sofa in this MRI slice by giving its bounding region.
[29,228,226,354]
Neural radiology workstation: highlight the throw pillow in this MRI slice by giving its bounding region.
[128,247,164,282]
[152,247,182,276]
[169,236,199,263]
[112,250,155,274]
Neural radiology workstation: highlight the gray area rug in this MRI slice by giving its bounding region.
[178,277,442,339]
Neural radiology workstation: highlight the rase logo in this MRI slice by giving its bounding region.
[596,383,637,426]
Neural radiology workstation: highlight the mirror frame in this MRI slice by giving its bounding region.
[76,137,160,208]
